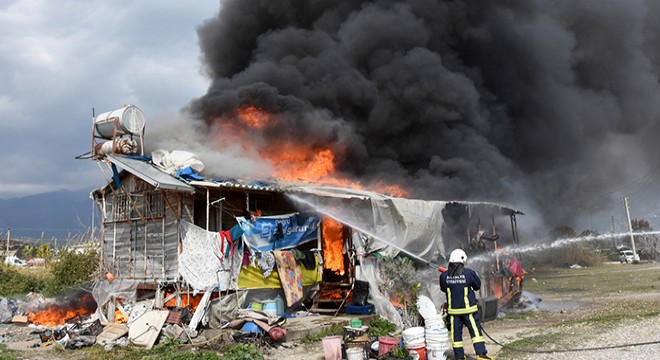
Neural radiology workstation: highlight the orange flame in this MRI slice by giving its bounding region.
[163,292,203,311]
[236,105,270,128]
[115,310,128,323]
[219,105,410,197]
[27,293,96,326]
[322,217,345,276]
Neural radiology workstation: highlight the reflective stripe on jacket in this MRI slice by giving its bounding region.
[440,267,481,315]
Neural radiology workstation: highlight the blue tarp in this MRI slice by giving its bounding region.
[238,213,320,251]
[176,166,205,181]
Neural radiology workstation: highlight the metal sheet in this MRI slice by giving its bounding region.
[107,155,194,193]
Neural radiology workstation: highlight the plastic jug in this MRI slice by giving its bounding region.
[275,293,285,315]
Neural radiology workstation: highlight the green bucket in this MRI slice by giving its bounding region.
[350,318,362,328]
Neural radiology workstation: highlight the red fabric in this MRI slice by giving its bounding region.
[220,230,233,257]
[508,257,524,277]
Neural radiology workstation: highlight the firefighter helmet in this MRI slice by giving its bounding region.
[449,249,467,264]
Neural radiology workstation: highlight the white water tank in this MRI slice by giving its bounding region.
[94,104,145,139]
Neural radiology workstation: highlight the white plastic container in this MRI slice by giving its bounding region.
[403,326,426,346]
[427,345,448,360]
[346,347,364,360]
[262,300,277,316]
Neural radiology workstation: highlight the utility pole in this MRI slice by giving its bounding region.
[611,216,616,248]
[6,227,10,255]
[622,197,638,260]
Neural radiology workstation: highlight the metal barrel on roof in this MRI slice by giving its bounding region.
[94,104,146,139]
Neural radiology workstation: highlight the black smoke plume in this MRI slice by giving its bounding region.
[184,0,660,230]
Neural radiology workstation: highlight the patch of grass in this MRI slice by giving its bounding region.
[497,331,573,357]
[500,310,545,321]
[0,344,18,360]
[218,343,263,360]
[301,322,345,344]
[57,341,223,360]
[523,263,660,296]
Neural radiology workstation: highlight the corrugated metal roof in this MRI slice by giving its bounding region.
[105,155,523,215]
[106,155,195,193]
[188,179,283,192]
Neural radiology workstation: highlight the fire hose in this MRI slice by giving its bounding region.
[479,323,660,354]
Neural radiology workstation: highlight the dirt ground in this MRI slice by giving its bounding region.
[1,262,659,359]
[265,262,660,359]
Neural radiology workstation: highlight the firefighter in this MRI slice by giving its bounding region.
[439,249,493,360]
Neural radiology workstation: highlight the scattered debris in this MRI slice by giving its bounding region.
[11,315,28,325]
[96,323,129,345]
[128,310,169,349]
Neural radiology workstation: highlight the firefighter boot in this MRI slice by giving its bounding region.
[476,354,494,360]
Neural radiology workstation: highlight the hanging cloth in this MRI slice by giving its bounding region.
[273,250,303,307]
[219,230,233,259]
[257,252,276,279]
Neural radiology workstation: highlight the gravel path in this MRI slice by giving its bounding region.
[488,316,660,359]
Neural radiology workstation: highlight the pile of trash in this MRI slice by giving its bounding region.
[0,291,289,352]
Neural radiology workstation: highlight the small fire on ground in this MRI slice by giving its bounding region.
[26,291,97,327]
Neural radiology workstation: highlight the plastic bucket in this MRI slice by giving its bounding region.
[403,327,425,345]
[426,346,447,360]
[241,321,263,334]
[425,328,448,347]
[251,302,263,311]
[322,335,342,360]
[406,343,426,360]
[346,347,364,360]
[262,300,277,316]
[425,314,444,326]
[378,336,400,356]
[350,318,362,328]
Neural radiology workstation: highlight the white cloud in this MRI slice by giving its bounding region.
[0,0,218,199]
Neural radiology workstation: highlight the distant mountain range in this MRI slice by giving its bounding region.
[0,189,98,243]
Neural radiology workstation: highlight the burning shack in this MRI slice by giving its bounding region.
[82,105,524,330]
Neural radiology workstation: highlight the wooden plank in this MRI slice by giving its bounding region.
[96,323,129,344]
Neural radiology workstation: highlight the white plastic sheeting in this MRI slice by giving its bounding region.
[178,221,242,291]
[152,149,205,175]
[287,189,447,262]
[368,198,446,262]
[356,256,403,329]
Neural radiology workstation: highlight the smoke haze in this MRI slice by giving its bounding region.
[151,0,660,230]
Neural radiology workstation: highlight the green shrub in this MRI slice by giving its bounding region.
[368,317,397,337]
[49,248,99,293]
[0,264,51,297]
[0,248,99,297]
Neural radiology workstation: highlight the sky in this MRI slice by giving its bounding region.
[3,0,660,237]
[0,1,219,199]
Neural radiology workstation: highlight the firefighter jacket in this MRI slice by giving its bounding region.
[439,266,481,315]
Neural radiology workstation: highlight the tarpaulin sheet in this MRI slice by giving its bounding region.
[179,221,242,291]
[237,254,321,289]
[368,198,446,261]
[238,213,320,251]
[284,189,446,262]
